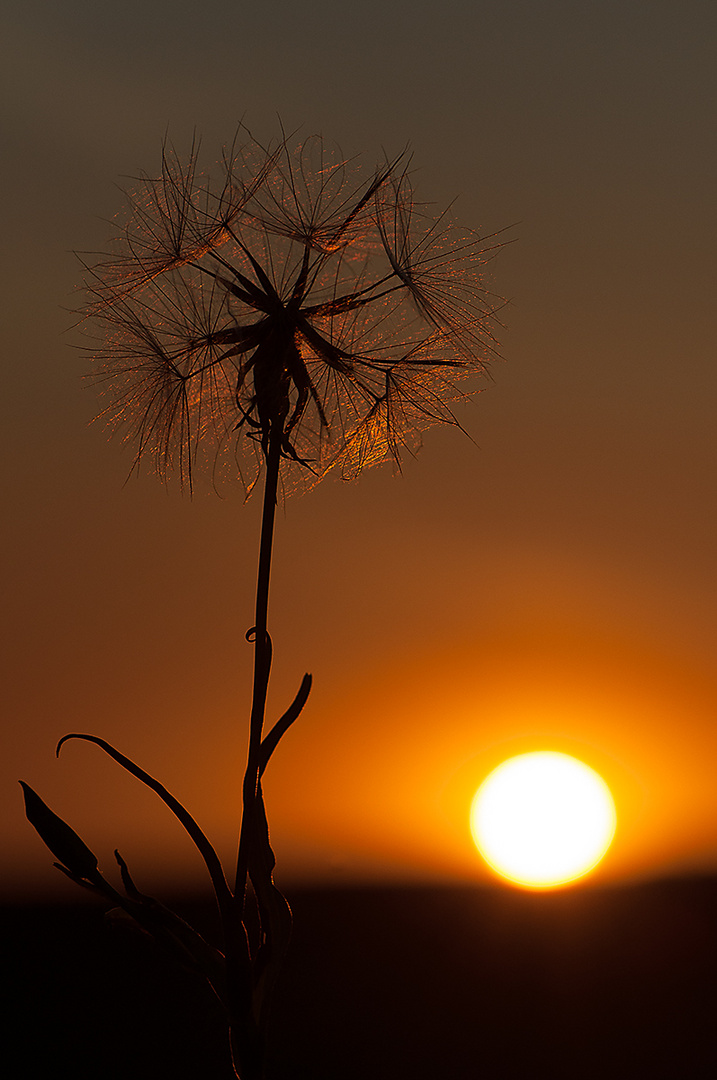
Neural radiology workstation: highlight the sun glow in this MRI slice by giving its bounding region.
[470,752,616,888]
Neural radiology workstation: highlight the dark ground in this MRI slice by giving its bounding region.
[5,878,717,1079]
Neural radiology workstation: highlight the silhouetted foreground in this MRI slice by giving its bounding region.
[6,878,717,1078]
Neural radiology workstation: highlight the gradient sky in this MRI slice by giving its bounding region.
[2,0,716,898]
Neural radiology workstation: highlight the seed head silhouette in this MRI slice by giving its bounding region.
[80,128,504,494]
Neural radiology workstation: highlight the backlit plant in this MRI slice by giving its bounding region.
[21,125,504,1079]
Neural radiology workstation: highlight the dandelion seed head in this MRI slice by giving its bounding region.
[78,125,505,495]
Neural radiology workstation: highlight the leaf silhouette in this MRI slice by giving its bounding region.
[56,734,233,914]
[259,673,312,776]
[19,781,101,882]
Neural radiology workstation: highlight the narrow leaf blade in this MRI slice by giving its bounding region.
[19,781,99,880]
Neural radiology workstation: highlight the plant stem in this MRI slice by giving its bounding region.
[234,427,283,909]
[226,429,284,1078]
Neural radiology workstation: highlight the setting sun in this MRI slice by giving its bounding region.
[470,752,616,888]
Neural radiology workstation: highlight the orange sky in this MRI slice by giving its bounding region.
[3,0,716,898]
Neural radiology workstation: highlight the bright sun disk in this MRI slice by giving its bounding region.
[470,751,616,888]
